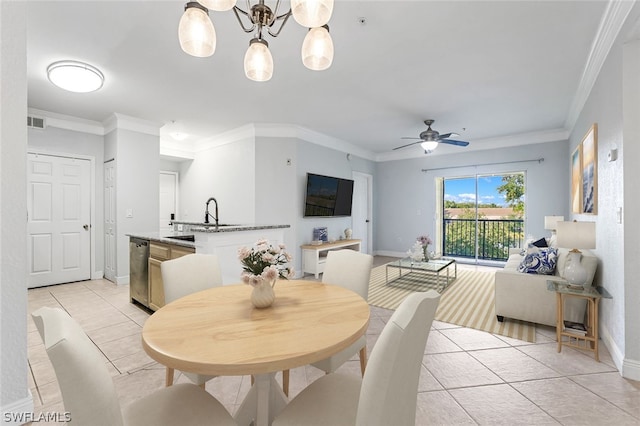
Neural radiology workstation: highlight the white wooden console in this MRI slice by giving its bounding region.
[301,239,362,279]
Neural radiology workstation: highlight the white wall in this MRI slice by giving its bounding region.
[0,0,32,419]
[112,128,160,282]
[28,126,105,276]
[374,141,568,255]
[178,138,255,224]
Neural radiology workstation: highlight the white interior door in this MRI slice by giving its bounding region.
[104,160,116,283]
[352,172,373,254]
[159,171,178,232]
[27,153,91,288]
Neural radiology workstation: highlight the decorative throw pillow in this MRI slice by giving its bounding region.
[531,237,548,248]
[517,247,558,275]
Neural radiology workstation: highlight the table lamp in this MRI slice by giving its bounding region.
[544,215,564,246]
[556,221,596,288]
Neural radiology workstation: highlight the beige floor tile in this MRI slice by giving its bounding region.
[450,383,559,425]
[86,320,142,346]
[440,326,511,351]
[570,372,640,419]
[98,332,144,361]
[424,352,503,389]
[415,390,476,425]
[469,347,562,382]
[30,358,58,387]
[517,342,618,376]
[418,365,444,392]
[365,316,387,335]
[113,366,166,406]
[425,329,464,354]
[512,377,640,425]
[111,349,157,374]
[432,320,462,330]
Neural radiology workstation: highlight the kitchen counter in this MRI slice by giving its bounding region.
[170,221,290,233]
[128,224,290,284]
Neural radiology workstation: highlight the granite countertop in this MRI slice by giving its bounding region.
[127,223,290,248]
[170,221,290,233]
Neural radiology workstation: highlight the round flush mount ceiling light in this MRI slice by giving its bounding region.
[47,60,104,93]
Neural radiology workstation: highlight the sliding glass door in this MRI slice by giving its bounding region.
[441,172,525,263]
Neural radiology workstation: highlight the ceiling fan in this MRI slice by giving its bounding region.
[394,119,470,153]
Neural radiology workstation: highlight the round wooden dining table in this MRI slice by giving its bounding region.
[142,280,370,426]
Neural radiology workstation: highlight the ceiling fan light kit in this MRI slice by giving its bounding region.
[395,119,470,154]
[178,0,335,81]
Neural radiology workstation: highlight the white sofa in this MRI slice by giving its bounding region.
[494,247,598,327]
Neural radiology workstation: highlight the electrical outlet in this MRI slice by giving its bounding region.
[177,224,184,231]
[126,209,133,218]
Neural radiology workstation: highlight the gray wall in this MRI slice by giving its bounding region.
[568,8,640,377]
[375,141,569,255]
[28,126,105,276]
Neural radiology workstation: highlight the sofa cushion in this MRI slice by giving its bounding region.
[517,247,558,275]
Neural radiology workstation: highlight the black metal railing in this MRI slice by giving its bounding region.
[442,218,524,261]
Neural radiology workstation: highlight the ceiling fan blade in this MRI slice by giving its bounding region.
[393,141,423,150]
[438,132,460,139]
[440,139,469,147]
[400,137,422,140]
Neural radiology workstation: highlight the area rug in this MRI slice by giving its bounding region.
[367,263,536,342]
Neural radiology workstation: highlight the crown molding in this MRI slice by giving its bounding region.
[564,0,635,133]
[27,108,104,135]
[103,113,161,136]
[193,124,256,152]
[374,128,569,162]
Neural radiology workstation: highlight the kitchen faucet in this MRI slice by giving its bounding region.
[204,197,219,229]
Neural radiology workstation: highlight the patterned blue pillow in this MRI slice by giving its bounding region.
[517,247,558,274]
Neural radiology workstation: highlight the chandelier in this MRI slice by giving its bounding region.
[178,0,335,82]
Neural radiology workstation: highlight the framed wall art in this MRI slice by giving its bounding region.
[571,144,582,214]
[581,123,598,214]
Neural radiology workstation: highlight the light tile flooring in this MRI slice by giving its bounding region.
[26,260,640,425]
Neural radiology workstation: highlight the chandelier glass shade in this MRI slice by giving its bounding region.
[244,39,274,81]
[291,0,333,28]
[301,25,333,71]
[198,0,237,11]
[178,0,334,81]
[179,2,217,57]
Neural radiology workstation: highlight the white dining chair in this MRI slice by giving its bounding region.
[273,290,440,426]
[161,253,222,387]
[31,307,237,426]
[282,249,373,396]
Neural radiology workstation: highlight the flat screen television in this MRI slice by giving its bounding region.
[304,173,354,217]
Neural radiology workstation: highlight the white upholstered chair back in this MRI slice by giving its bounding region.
[161,254,223,304]
[356,290,440,426]
[321,249,373,299]
[32,307,125,426]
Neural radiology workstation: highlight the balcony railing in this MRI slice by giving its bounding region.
[442,218,524,261]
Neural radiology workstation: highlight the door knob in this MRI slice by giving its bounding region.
[83,224,89,231]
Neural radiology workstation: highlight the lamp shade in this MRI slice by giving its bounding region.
[47,61,104,93]
[544,215,564,231]
[179,2,216,57]
[197,0,236,11]
[291,0,334,28]
[244,39,273,82]
[556,221,596,250]
[301,26,334,71]
[421,141,438,152]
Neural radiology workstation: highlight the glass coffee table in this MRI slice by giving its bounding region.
[385,257,457,292]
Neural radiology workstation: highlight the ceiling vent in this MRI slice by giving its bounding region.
[27,116,46,129]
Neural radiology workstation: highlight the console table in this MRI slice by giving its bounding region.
[301,239,361,278]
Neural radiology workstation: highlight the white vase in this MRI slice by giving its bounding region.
[250,279,276,308]
[344,228,352,239]
[564,250,587,287]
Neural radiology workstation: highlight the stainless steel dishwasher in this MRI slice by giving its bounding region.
[129,237,149,307]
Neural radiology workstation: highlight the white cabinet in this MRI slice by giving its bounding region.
[301,239,362,279]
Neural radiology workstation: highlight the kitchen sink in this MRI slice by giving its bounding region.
[164,235,195,242]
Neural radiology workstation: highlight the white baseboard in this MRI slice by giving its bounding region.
[115,274,130,285]
[1,390,34,425]
[622,357,640,381]
[91,270,104,280]
[599,324,624,372]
